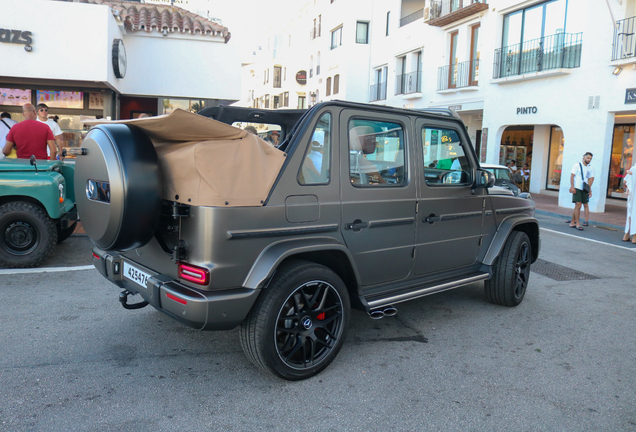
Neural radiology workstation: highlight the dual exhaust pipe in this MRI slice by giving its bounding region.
[368,306,398,320]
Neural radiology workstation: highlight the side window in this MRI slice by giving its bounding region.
[299,112,331,185]
[422,127,471,185]
[349,119,406,187]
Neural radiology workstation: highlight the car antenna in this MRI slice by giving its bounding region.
[29,155,38,173]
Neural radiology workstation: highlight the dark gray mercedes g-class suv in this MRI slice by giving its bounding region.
[75,101,539,380]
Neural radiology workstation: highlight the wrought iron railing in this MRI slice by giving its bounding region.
[369,82,387,102]
[395,71,422,95]
[493,32,583,79]
[399,8,424,27]
[437,59,479,90]
[612,16,636,60]
[429,0,484,20]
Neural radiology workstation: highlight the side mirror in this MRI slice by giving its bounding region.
[29,155,38,173]
[476,169,495,188]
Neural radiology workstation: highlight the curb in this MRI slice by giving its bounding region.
[535,209,624,231]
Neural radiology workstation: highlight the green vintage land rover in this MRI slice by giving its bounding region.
[0,157,78,268]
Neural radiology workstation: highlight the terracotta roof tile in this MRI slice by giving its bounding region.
[56,0,231,43]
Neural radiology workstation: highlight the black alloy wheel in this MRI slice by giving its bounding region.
[275,280,345,370]
[240,260,350,380]
[484,231,531,307]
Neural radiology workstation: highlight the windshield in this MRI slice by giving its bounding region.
[485,168,512,181]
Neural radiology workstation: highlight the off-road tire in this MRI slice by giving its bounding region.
[0,202,58,268]
[57,221,77,243]
[240,260,350,380]
[484,231,531,307]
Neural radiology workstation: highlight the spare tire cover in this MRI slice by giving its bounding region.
[74,124,161,251]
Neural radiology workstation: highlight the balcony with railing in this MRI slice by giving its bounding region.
[395,71,422,95]
[399,8,424,27]
[437,59,479,91]
[493,32,583,80]
[428,0,488,27]
[612,16,636,64]
[369,82,387,102]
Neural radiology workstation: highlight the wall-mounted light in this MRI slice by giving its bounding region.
[612,67,622,75]
[162,29,168,37]
[310,92,317,103]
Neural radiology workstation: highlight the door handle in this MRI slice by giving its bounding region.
[345,220,368,231]
[423,214,442,224]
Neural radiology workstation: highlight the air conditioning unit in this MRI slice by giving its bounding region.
[423,7,430,21]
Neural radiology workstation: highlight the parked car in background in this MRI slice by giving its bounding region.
[0,158,77,268]
[481,163,531,199]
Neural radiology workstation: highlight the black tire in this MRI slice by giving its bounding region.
[240,260,350,380]
[57,221,77,243]
[0,202,58,268]
[484,231,531,307]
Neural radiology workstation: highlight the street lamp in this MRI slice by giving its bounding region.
[310,92,317,105]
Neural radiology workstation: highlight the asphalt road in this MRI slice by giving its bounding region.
[1,226,635,432]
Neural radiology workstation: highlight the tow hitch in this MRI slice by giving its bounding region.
[119,290,149,310]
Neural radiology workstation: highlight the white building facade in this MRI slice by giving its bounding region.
[1,0,240,148]
[239,0,636,213]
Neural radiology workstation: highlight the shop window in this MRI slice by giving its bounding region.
[298,96,306,109]
[163,98,206,114]
[356,22,369,44]
[326,77,332,96]
[333,75,340,94]
[423,127,471,185]
[608,124,635,199]
[349,118,406,186]
[299,112,331,185]
[499,126,533,171]
[546,126,565,190]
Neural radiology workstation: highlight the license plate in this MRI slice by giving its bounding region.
[123,261,151,289]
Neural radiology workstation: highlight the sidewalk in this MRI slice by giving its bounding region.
[531,193,625,229]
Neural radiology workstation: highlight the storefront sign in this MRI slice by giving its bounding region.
[517,106,538,114]
[0,29,33,51]
[112,39,127,79]
[403,103,414,109]
[625,88,636,104]
[295,70,307,85]
[448,105,462,111]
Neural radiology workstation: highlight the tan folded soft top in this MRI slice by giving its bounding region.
[83,109,287,207]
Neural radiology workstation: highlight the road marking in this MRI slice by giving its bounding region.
[541,228,636,252]
[0,265,95,275]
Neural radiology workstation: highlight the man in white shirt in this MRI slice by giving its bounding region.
[36,103,62,159]
[0,112,18,159]
[568,152,594,230]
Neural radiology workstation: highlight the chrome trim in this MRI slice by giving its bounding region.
[228,224,339,239]
[367,273,489,308]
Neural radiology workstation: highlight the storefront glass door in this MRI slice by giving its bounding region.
[546,126,564,190]
[607,124,635,199]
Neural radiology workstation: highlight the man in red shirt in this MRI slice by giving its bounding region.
[3,103,56,160]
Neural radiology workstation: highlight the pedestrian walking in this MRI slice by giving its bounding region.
[622,165,636,243]
[2,104,56,160]
[568,152,594,230]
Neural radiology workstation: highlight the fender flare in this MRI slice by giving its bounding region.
[242,236,362,290]
[482,215,540,266]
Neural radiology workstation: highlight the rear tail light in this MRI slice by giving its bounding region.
[92,252,100,259]
[178,262,210,285]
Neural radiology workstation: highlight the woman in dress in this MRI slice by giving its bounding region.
[623,164,636,243]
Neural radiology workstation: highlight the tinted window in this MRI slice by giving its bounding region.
[422,127,471,185]
[349,119,406,187]
[299,112,331,185]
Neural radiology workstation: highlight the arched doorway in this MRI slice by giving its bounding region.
[498,126,534,169]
